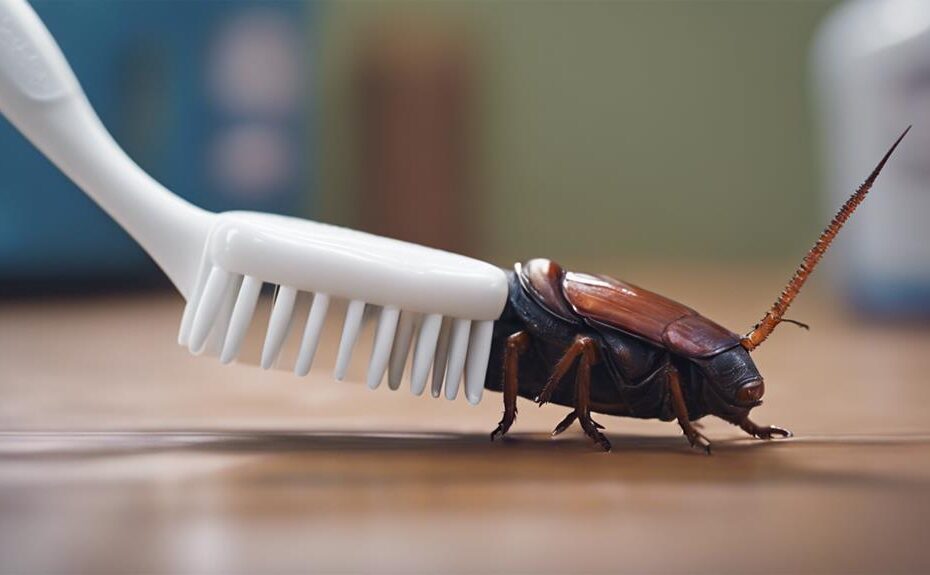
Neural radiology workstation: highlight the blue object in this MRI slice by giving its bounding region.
[0,0,315,283]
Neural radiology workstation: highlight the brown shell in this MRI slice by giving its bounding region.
[516,259,578,323]
[561,270,740,358]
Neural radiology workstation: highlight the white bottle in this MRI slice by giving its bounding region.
[813,0,930,316]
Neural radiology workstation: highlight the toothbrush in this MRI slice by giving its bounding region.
[0,0,508,405]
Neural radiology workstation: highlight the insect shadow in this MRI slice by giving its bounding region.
[2,430,928,491]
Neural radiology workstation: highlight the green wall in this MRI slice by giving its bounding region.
[319,0,841,264]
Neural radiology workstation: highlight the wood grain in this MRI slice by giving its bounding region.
[1,264,929,574]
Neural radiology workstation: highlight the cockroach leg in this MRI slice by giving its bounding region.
[551,412,577,436]
[545,335,611,451]
[536,335,598,406]
[667,363,712,454]
[490,331,530,441]
[573,338,612,451]
[718,413,792,439]
[550,412,605,437]
[738,417,792,440]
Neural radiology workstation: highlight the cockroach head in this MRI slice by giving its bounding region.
[694,345,765,414]
[741,126,910,352]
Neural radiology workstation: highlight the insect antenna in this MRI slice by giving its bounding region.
[780,318,810,330]
[740,126,911,351]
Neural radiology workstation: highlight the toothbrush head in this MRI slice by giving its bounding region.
[176,212,509,405]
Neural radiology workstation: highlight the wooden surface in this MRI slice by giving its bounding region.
[1,264,929,574]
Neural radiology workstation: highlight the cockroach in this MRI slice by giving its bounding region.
[484,127,910,453]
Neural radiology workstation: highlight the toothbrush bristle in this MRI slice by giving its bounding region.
[443,318,472,400]
[366,306,400,389]
[334,300,366,381]
[388,311,418,390]
[261,285,297,369]
[189,267,233,354]
[221,275,262,364]
[410,313,443,395]
[180,268,495,403]
[431,318,453,398]
[294,292,330,376]
[464,320,494,405]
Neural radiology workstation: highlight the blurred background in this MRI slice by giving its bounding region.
[4,0,926,306]
[2,1,930,574]
[4,0,927,314]
[3,0,928,314]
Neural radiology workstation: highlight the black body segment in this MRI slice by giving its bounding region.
[484,259,781,451]
[486,270,630,414]
[485,262,715,421]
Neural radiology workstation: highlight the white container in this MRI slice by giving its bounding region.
[813,0,930,317]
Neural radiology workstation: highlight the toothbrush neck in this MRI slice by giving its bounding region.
[20,95,213,297]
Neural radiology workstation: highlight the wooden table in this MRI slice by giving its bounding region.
[2,264,929,574]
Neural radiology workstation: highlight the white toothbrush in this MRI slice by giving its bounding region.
[0,0,508,404]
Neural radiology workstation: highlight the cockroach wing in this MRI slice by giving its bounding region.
[663,314,741,358]
[562,271,740,358]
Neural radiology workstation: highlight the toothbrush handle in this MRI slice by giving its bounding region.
[0,0,212,297]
